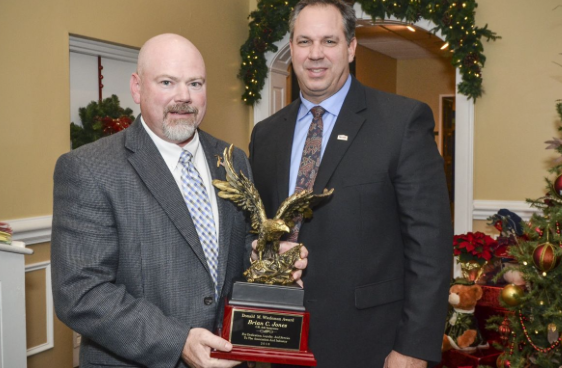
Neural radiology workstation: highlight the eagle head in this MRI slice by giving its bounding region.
[263,219,290,236]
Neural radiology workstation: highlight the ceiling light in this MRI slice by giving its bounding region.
[440,42,449,50]
[406,25,416,32]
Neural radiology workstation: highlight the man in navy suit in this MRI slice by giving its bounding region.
[249,1,453,367]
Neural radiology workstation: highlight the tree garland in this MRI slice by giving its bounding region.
[239,0,500,105]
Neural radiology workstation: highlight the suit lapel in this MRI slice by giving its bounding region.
[275,100,300,204]
[313,78,368,193]
[198,131,231,291]
[125,119,210,272]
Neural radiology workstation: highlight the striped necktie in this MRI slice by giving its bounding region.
[179,150,219,298]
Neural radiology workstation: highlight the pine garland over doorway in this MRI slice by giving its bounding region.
[238,0,500,105]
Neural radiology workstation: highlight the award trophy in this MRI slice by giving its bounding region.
[210,145,333,366]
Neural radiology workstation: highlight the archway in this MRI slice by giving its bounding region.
[254,4,474,234]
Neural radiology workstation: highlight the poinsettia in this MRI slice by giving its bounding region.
[453,231,498,265]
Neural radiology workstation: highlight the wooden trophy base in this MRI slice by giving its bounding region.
[212,345,317,365]
[211,282,316,366]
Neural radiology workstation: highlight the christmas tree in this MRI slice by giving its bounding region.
[488,101,562,368]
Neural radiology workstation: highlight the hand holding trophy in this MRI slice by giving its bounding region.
[211,145,333,366]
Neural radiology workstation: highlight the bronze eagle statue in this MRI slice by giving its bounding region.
[212,145,333,285]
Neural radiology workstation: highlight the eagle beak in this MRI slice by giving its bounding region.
[281,224,290,233]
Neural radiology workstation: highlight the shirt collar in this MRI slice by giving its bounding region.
[140,116,201,172]
[297,74,352,120]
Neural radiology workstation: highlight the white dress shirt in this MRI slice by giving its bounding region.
[140,117,220,241]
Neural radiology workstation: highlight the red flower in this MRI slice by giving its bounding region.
[453,231,498,265]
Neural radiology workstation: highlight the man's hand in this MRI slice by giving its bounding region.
[384,350,427,368]
[181,328,241,368]
[251,240,308,287]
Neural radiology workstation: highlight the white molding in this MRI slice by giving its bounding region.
[25,261,54,357]
[254,33,291,123]
[69,35,139,63]
[473,200,538,222]
[454,83,474,234]
[2,201,538,249]
[0,241,33,255]
[2,216,52,245]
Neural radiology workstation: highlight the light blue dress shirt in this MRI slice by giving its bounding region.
[288,75,352,196]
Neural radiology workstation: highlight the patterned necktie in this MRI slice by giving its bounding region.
[179,150,220,298]
[287,106,325,242]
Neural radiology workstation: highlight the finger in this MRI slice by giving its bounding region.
[198,330,233,352]
[294,257,307,270]
[207,358,243,368]
[251,239,258,250]
[279,241,298,253]
[295,279,303,288]
[299,245,308,259]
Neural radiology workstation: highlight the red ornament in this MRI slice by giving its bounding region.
[499,316,511,346]
[497,354,511,368]
[554,174,562,196]
[533,242,559,272]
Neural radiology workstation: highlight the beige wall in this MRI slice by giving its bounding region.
[355,45,397,93]
[0,0,251,221]
[474,0,562,202]
[397,58,456,127]
[0,0,250,366]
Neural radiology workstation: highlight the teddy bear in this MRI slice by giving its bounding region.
[442,282,489,352]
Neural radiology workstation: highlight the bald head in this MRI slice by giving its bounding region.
[130,33,208,146]
[137,33,205,78]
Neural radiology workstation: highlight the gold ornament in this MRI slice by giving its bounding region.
[501,284,525,307]
[496,353,509,368]
[548,323,559,344]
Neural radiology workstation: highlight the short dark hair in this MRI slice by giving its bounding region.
[289,0,356,44]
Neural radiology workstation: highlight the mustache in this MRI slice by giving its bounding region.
[165,104,198,115]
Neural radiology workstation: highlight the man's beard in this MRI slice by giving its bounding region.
[161,103,200,142]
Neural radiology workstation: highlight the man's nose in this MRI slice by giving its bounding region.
[175,84,192,103]
[309,43,324,60]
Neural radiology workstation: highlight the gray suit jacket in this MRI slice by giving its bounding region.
[250,77,452,367]
[52,118,252,367]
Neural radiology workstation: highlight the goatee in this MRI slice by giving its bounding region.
[162,103,200,142]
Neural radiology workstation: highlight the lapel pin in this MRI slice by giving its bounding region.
[337,135,348,141]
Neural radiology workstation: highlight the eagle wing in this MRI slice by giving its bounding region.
[273,188,334,228]
[212,145,266,233]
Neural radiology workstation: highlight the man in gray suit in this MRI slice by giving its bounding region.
[52,34,306,368]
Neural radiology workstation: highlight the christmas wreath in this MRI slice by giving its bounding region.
[238,0,500,105]
[70,95,134,149]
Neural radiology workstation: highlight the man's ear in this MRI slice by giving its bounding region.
[130,73,141,104]
[348,37,357,64]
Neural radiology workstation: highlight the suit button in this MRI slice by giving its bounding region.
[203,297,213,305]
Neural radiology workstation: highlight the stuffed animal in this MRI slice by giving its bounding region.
[442,282,489,352]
